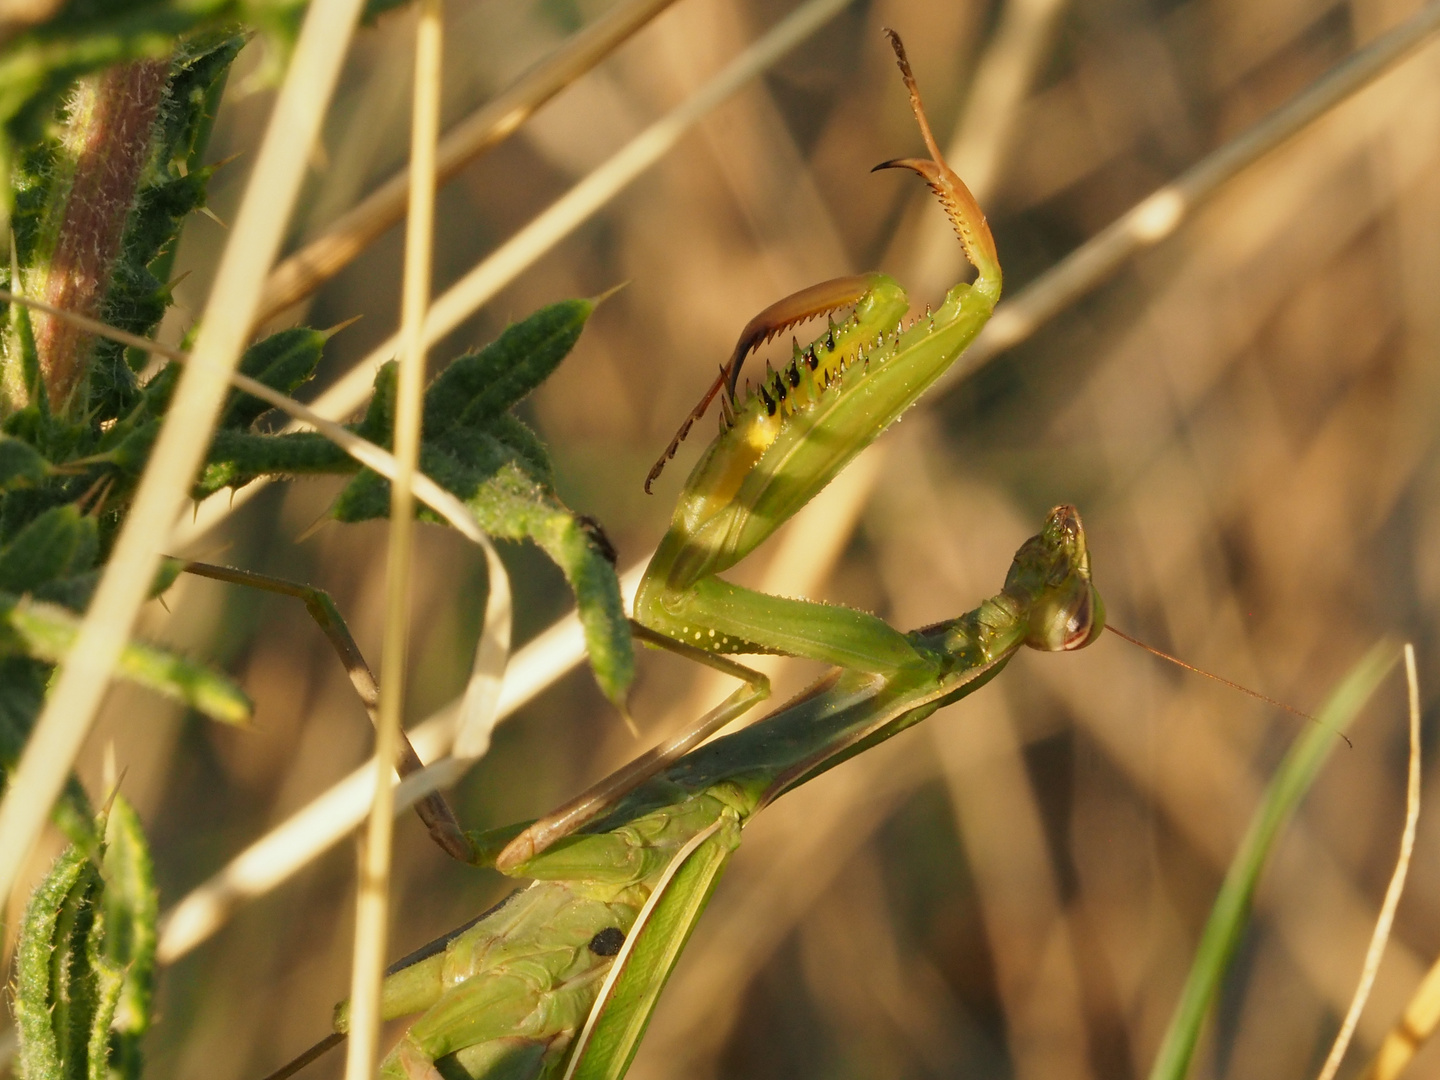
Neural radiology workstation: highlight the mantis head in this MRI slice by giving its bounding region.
[1004,505,1105,653]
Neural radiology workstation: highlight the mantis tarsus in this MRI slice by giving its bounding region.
[268,29,1105,1080]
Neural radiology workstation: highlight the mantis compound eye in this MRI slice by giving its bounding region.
[1057,586,1105,651]
[1027,582,1105,652]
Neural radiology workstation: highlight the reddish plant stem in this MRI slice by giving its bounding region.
[34,57,168,411]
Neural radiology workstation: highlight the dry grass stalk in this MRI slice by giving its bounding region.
[254,0,683,324]
[341,2,444,1078]
[1319,645,1422,1080]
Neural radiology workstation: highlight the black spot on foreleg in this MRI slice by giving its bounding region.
[589,927,626,956]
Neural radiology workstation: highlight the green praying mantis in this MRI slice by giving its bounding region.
[267,30,1105,1080]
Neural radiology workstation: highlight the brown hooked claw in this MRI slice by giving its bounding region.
[874,30,999,279]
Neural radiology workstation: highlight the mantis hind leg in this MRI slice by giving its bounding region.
[389,1038,446,1080]
[177,561,474,863]
[258,1034,346,1080]
[492,622,768,873]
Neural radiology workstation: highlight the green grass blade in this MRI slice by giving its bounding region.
[1147,639,1399,1080]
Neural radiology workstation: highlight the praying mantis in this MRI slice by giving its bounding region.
[269,30,1105,1080]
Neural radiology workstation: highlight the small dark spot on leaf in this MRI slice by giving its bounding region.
[577,514,618,566]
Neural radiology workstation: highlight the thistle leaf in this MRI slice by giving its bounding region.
[220,327,328,431]
[0,504,97,592]
[423,298,593,435]
[0,434,48,491]
[331,300,633,705]
[1,593,252,724]
[14,796,157,1080]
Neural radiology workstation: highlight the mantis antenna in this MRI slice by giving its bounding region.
[1105,624,1347,747]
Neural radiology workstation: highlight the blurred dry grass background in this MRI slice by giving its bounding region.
[37,0,1440,1076]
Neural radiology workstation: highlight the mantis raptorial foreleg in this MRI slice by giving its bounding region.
[642,273,885,495]
[632,31,1002,670]
[177,561,473,862]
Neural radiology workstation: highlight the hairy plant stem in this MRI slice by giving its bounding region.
[25,57,168,413]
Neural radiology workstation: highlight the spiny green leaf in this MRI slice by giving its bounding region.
[220,327,328,430]
[0,504,98,593]
[153,31,245,174]
[488,413,554,487]
[1,593,252,724]
[423,299,593,436]
[333,433,632,707]
[329,297,629,704]
[100,416,159,481]
[83,907,124,1080]
[0,655,45,761]
[99,797,157,1080]
[356,361,397,446]
[13,797,157,1080]
[0,434,48,490]
[5,285,44,410]
[195,429,351,497]
[32,553,183,613]
[14,841,99,1080]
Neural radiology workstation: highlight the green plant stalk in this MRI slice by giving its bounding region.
[1147,640,1400,1080]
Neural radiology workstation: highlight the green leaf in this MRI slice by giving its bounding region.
[99,798,158,1080]
[1146,640,1399,1080]
[14,842,96,1080]
[423,299,593,436]
[6,290,44,408]
[356,360,397,446]
[0,655,46,765]
[330,297,632,704]
[1,593,252,724]
[0,504,98,593]
[488,413,554,487]
[220,327,328,430]
[195,429,352,497]
[334,434,632,707]
[13,797,157,1080]
[33,553,184,613]
[0,434,48,491]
